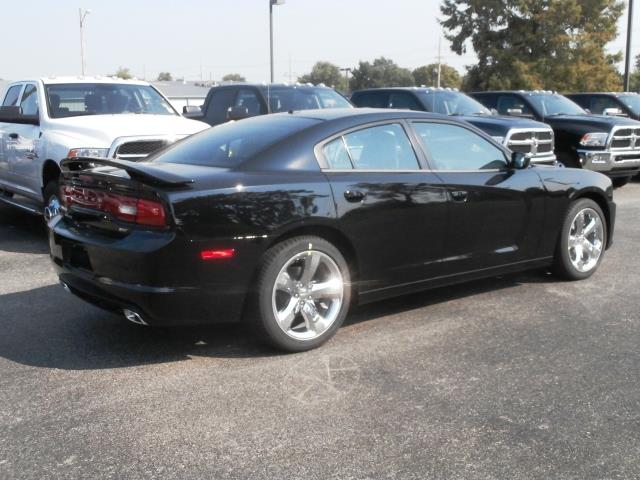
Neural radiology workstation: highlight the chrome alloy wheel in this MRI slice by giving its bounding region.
[568,207,604,273]
[44,195,61,221]
[271,250,344,341]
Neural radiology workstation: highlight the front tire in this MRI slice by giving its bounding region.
[553,199,606,280]
[252,236,351,352]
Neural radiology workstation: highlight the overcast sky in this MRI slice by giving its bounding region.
[2,0,638,83]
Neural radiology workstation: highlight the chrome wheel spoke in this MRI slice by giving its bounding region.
[276,297,298,331]
[299,252,321,285]
[276,271,294,294]
[300,301,321,333]
[567,207,604,273]
[583,217,597,236]
[310,279,342,299]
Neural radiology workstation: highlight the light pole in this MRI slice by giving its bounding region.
[79,8,92,76]
[269,0,285,83]
[624,0,634,91]
[340,67,352,92]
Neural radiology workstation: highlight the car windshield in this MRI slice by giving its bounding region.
[45,83,177,118]
[262,87,351,112]
[151,115,319,168]
[528,94,586,116]
[418,91,491,115]
[618,95,640,115]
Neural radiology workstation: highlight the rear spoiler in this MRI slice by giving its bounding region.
[61,157,194,187]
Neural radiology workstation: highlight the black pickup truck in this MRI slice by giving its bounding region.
[351,88,557,165]
[471,91,640,187]
[566,92,640,120]
[183,83,352,126]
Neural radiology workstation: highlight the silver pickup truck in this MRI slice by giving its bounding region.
[0,76,208,219]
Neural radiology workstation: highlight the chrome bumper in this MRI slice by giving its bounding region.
[577,149,640,173]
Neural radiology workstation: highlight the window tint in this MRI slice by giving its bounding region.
[264,87,351,112]
[322,137,352,169]
[205,89,237,124]
[324,123,419,170]
[235,89,264,116]
[152,116,319,168]
[496,95,533,116]
[413,122,507,171]
[2,85,22,107]
[589,96,620,115]
[472,93,497,110]
[351,91,389,108]
[388,92,422,110]
[20,84,38,116]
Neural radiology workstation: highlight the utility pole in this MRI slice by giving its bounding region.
[79,8,92,76]
[624,0,635,91]
[436,35,442,88]
[269,0,285,83]
[340,67,352,92]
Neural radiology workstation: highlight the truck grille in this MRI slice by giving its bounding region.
[114,140,169,160]
[506,130,554,157]
[609,127,640,150]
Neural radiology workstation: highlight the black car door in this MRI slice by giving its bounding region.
[317,121,449,296]
[410,120,547,273]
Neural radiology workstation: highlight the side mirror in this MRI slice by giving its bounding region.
[183,105,201,115]
[507,108,523,116]
[511,152,531,170]
[227,105,249,121]
[603,107,626,117]
[0,106,39,125]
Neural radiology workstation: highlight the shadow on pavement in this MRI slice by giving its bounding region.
[0,205,49,254]
[0,269,551,371]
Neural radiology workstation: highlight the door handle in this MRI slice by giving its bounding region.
[450,190,468,203]
[8,133,18,139]
[344,190,366,203]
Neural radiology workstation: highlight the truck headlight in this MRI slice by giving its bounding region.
[67,148,110,159]
[579,132,608,147]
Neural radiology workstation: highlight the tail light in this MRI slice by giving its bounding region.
[61,186,167,227]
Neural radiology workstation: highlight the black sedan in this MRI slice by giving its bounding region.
[49,109,615,352]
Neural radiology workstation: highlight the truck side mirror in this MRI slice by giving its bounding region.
[603,107,626,117]
[227,105,249,122]
[511,152,531,170]
[182,105,201,115]
[0,106,39,125]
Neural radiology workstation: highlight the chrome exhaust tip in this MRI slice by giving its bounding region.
[60,281,71,293]
[123,309,149,326]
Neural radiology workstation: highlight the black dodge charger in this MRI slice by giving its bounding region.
[49,109,615,352]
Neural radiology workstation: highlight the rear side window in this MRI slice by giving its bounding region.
[413,122,507,171]
[152,116,319,168]
[205,89,237,124]
[496,95,533,116]
[2,85,22,107]
[388,92,422,110]
[351,91,389,108]
[322,123,419,170]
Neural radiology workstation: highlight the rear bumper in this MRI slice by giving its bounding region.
[49,218,249,326]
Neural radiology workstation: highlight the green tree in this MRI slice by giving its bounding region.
[156,72,173,81]
[222,73,246,82]
[630,54,640,92]
[412,64,461,89]
[441,0,624,92]
[349,57,414,90]
[113,67,133,80]
[298,61,347,91]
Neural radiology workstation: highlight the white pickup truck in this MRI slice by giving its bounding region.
[0,77,208,219]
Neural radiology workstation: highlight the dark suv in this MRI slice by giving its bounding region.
[184,83,352,126]
[471,91,640,187]
[566,92,640,120]
[351,88,557,165]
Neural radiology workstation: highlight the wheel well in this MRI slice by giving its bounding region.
[574,192,612,243]
[267,225,359,284]
[42,160,61,191]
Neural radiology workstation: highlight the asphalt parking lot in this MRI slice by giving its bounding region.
[1,182,640,480]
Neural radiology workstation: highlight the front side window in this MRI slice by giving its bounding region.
[265,87,351,113]
[527,94,586,117]
[388,93,422,110]
[351,91,389,108]
[205,89,237,124]
[20,84,39,116]
[419,91,490,115]
[322,123,419,170]
[496,95,534,116]
[413,122,507,171]
[589,96,622,115]
[235,89,264,116]
[2,85,22,107]
[45,83,176,118]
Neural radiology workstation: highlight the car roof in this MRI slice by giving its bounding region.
[212,83,336,91]
[10,76,152,86]
[353,87,461,93]
[280,107,449,122]
[568,92,640,97]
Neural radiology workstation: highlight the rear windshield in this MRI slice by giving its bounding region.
[151,115,319,168]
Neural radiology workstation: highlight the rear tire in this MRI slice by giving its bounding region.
[251,236,351,352]
[611,176,632,189]
[553,199,606,281]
